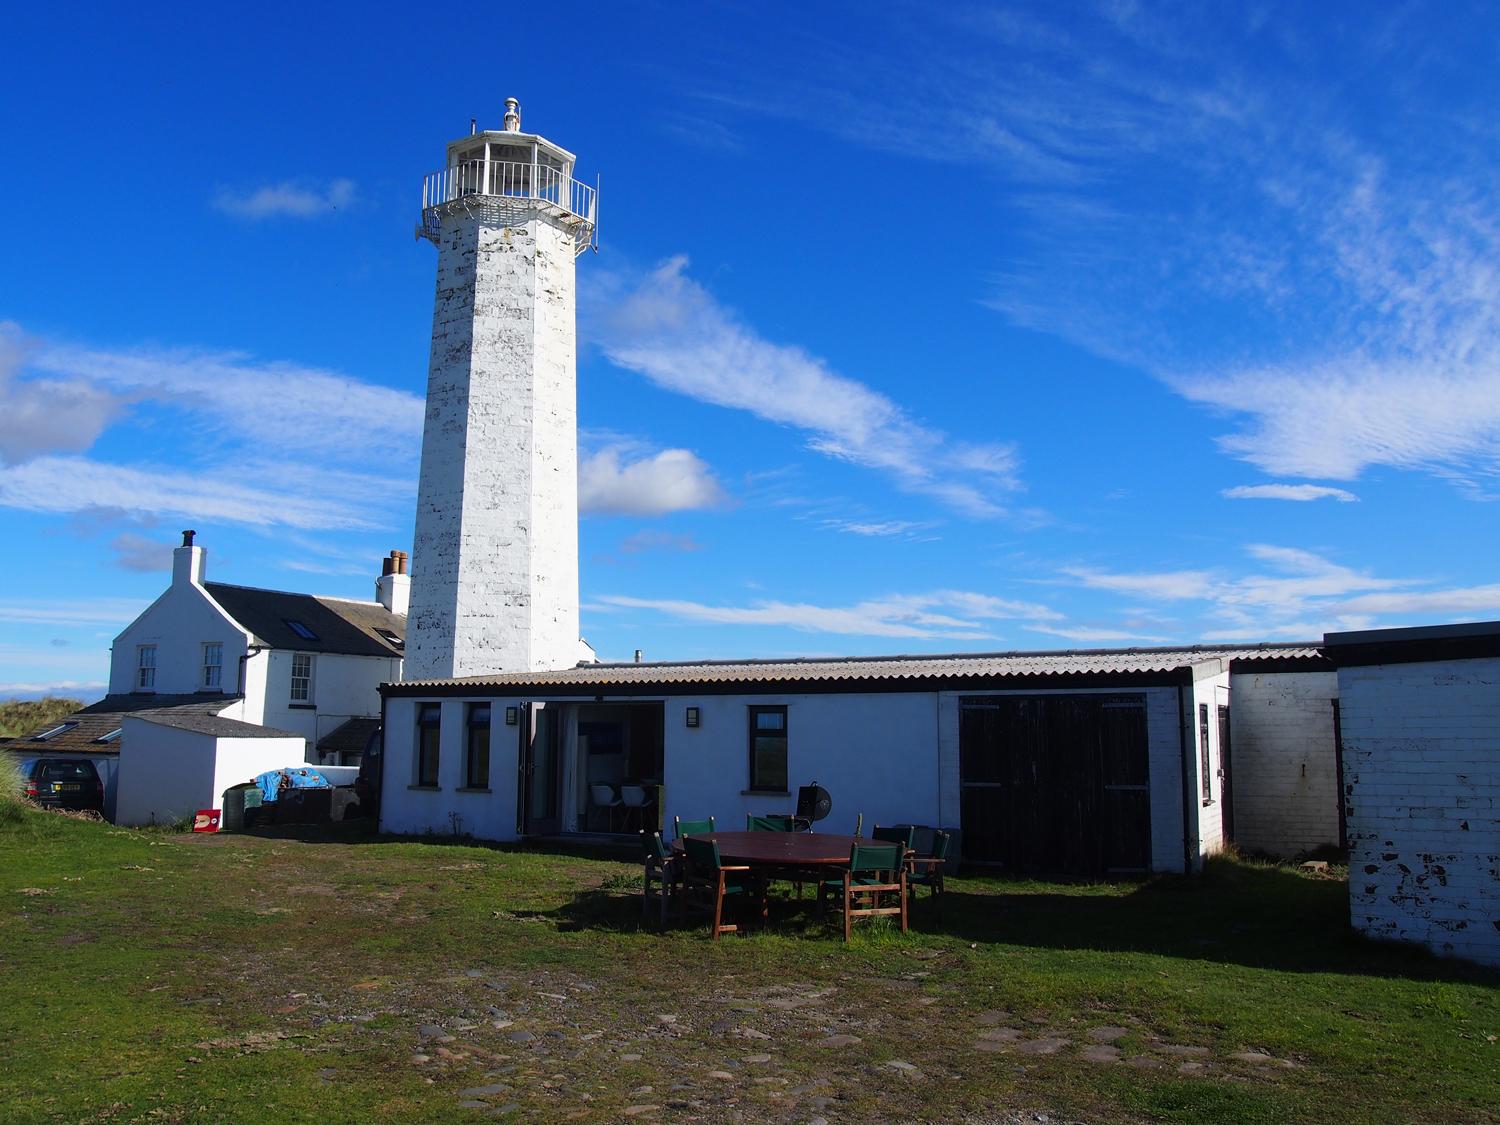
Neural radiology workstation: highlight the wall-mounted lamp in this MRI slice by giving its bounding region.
[504,706,519,726]
[684,706,700,728]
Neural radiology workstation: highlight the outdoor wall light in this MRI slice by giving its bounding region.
[685,706,701,728]
[504,706,519,726]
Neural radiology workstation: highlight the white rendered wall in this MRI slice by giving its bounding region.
[407,211,581,680]
[1191,669,1229,861]
[109,577,248,697]
[115,717,303,826]
[378,697,522,840]
[1225,670,1339,857]
[662,693,941,837]
[1340,658,1500,967]
[257,649,400,761]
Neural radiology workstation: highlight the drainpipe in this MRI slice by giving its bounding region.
[236,644,268,700]
[1178,682,1196,875]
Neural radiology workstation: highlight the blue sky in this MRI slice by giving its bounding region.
[3,1,1499,697]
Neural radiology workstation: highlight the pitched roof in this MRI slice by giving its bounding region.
[317,716,380,755]
[204,582,404,659]
[130,712,303,739]
[390,643,1325,695]
[5,693,239,756]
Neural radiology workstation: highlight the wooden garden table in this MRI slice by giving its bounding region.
[671,830,861,874]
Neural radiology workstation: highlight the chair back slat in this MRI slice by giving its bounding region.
[930,830,953,861]
[848,842,902,874]
[673,815,715,840]
[640,829,670,862]
[746,814,794,832]
[683,835,722,873]
[872,824,915,851]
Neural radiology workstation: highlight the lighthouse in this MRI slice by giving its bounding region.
[406,99,598,680]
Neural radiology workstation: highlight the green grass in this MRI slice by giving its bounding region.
[2,809,1496,1123]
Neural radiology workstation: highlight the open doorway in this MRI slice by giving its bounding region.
[574,703,664,834]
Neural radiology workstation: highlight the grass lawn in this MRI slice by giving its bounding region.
[2,806,1496,1124]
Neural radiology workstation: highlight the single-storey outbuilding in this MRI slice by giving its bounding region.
[114,712,306,827]
[1327,621,1500,967]
[380,643,1325,875]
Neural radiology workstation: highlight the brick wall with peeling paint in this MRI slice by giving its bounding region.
[1340,657,1500,967]
[1227,670,1340,858]
[407,211,581,680]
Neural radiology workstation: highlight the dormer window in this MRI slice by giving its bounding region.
[285,620,318,641]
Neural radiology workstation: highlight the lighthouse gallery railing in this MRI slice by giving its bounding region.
[420,159,597,252]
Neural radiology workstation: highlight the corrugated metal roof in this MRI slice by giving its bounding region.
[393,644,1324,692]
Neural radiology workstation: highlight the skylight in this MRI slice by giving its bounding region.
[94,728,123,744]
[32,722,79,742]
[285,620,319,641]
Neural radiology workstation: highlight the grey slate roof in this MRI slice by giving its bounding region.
[317,716,380,755]
[204,582,404,659]
[392,643,1325,693]
[6,693,240,757]
[131,711,304,739]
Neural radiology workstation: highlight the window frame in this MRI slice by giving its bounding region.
[201,642,223,690]
[415,703,442,788]
[136,644,157,691]
[464,703,492,789]
[1198,702,1213,804]
[747,705,789,794]
[290,652,315,704]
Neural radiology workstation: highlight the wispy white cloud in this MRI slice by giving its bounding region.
[0,322,126,466]
[620,530,703,554]
[821,518,935,538]
[1026,623,1173,644]
[212,178,356,220]
[1222,484,1359,502]
[580,445,726,516]
[593,588,1059,640]
[0,597,147,628]
[1061,543,1500,638]
[591,257,1021,516]
[109,532,174,573]
[0,680,107,701]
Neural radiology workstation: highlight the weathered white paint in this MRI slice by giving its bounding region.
[114,716,304,827]
[406,204,583,680]
[1340,657,1500,967]
[1225,670,1339,857]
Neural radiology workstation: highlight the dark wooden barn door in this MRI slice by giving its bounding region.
[959,694,1151,876]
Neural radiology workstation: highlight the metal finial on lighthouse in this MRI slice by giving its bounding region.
[503,97,521,132]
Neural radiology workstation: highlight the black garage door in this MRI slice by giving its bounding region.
[959,694,1151,876]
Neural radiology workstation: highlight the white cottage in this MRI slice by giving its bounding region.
[1326,621,1500,967]
[109,532,407,764]
[379,645,1325,875]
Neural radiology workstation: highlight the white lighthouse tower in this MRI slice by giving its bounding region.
[406,99,598,680]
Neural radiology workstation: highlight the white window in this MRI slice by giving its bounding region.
[136,645,156,690]
[202,643,223,689]
[290,652,314,703]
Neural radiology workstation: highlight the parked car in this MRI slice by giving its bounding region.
[353,729,382,818]
[15,756,105,813]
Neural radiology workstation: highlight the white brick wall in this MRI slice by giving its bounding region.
[407,210,581,680]
[1227,670,1339,858]
[1340,657,1500,967]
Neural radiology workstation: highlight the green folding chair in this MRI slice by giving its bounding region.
[746,814,795,831]
[673,815,715,841]
[639,829,681,927]
[820,841,908,941]
[682,836,764,939]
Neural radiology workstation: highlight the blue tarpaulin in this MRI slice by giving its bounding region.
[253,767,333,804]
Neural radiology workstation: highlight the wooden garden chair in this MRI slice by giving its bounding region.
[820,841,909,941]
[907,829,953,900]
[672,815,715,841]
[682,836,764,939]
[639,829,681,927]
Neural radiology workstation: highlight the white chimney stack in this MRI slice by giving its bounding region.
[376,549,410,617]
[172,529,205,586]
